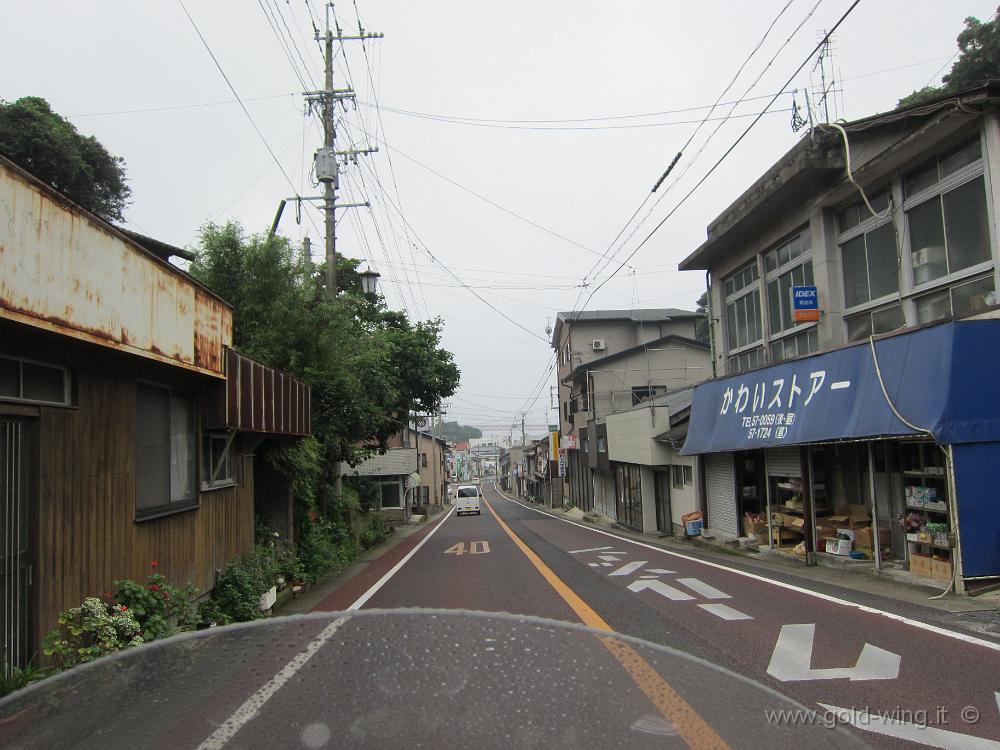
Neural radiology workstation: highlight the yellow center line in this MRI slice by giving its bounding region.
[484,496,731,750]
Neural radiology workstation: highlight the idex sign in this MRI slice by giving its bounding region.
[792,285,820,322]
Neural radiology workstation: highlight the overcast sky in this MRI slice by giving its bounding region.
[4,1,995,438]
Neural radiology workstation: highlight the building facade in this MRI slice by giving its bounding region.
[678,84,1000,593]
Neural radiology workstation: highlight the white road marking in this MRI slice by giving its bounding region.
[995,690,1000,716]
[639,575,659,579]
[589,562,600,567]
[677,578,730,599]
[767,623,900,682]
[598,554,623,562]
[600,562,614,567]
[645,568,676,575]
[509,499,1000,652]
[698,604,753,621]
[570,545,614,554]
[196,617,349,749]
[818,703,1000,749]
[347,504,457,610]
[627,579,695,601]
[831,380,851,390]
[608,560,648,577]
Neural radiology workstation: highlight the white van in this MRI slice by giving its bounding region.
[455,485,481,515]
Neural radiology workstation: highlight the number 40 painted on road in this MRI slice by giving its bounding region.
[444,542,490,555]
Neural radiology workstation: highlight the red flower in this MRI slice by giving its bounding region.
[119,605,128,611]
[150,560,160,568]
[149,584,160,592]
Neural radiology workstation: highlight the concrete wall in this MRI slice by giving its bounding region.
[588,345,710,419]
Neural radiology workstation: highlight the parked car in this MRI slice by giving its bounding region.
[455,485,481,515]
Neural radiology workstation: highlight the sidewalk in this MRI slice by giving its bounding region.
[276,505,450,616]
[496,485,1000,642]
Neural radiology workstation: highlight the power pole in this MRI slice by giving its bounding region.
[521,414,526,447]
[306,4,382,299]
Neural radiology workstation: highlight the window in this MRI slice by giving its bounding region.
[905,137,989,288]
[671,465,684,490]
[457,486,479,498]
[771,329,819,363]
[838,187,898,310]
[914,274,997,325]
[136,383,197,517]
[420,452,428,468]
[562,342,571,366]
[845,304,905,342]
[724,260,764,374]
[0,356,70,405]
[727,348,763,375]
[379,481,402,508]
[683,465,693,485]
[631,385,664,406]
[201,432,235,490]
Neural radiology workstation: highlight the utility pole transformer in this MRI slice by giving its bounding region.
[305,3,382,299]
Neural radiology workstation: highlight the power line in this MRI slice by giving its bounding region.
[584,0,863,307]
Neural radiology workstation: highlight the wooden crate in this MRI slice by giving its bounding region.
[932,556,952,582]
[909,553,933,577]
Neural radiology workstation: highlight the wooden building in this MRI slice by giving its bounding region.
[0,156,310,672]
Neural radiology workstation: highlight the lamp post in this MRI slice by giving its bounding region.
[359,267,381,295]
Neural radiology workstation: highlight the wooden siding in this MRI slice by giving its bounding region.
[1,322,254,650]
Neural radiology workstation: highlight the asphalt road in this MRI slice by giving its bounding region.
[2,482,998,750]
[355,482,1000,750]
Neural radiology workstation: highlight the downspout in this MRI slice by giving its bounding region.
[705,271,718,378]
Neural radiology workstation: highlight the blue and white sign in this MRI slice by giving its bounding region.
[792,285,819,322]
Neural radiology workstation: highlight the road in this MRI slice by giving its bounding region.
[2,482,999,749]
[346,482,1000,749]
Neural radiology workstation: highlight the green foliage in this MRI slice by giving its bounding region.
[344,475,381,513]
[189,222,460,466]
[897,8,1000,108]
[694,290,710,344]
[211,544,295,624]
[297,516,356,583]
[432,420,483,443]
[42,597,143,670]
[113,561,199,641]
[359,514,389,550]
[0,97,131,222]
[0,661,54,698]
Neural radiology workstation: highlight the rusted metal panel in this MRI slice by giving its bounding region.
[0,159,232,377]
[207,348,310,436]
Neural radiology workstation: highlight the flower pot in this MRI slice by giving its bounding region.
[259,585,277,612]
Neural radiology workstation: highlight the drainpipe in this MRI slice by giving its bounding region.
[705,271,718,379]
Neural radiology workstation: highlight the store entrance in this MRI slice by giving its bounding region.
[735,450,766,535]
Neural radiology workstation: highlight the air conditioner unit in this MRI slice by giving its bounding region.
[592,339,607,351]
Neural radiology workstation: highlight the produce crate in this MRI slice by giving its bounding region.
[932,556,952,582]
[909,553,933,577]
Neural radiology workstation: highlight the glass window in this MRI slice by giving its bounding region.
[905,159,939,197]
[915,288,952,325]
[683,465,693,484]
[908,197,949,285]
[672,465,684,490]
[845,313,873,343]
[201,433,234,490]
[0,357,69,405]
[0,358,19,397]
[727,347,764,374]
[943,176,991,273]
[841,223,898,308]
[380,482,402,508]
[939,137,982,179]
[767,260,813,334]
[846,304,905,343]
[771,329,818,363]
[136,384,197,516]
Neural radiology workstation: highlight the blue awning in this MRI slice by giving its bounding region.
[680,320,1000,454]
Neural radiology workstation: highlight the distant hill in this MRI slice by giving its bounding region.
[432,421,482,443]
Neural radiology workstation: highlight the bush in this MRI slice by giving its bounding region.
[42,597,143,670]
[113,561,198,641]
[359,514,389,550]
[211,544,289,624]
[0,661,53,698]
[297,516,356,583]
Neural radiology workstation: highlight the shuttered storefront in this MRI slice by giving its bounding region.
[705,453,738,537]
[765,447,801,478]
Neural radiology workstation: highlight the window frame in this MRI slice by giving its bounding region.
[671,465,684,490]
[0,354,72,407]
[683,465,694,485]
[200,431,236,491]
[723,260,764,373]
[135,381,199,521]
[378,479,404,509]
[837,187,901,317]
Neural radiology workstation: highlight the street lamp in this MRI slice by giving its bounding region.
[359,267,381,296]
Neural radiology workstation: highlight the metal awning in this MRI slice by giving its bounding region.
[203,348,311,436]
[681,320,1000,455]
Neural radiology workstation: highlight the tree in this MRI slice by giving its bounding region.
[432,421,483,443]
[188,222,460,464]
[694,290,710,344]
[0,97,131,222]
[897,8,1000,108]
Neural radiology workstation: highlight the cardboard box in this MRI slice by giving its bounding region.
[855,527,891,548]
[785,516,805,530]
[932,556,952,582]
[909,553,933,577]
[771,527,798,545]
[824,537,852,555]
[834,505,871,528]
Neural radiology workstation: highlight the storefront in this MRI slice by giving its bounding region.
[682,319,1000,594]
